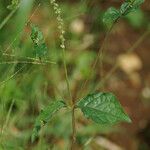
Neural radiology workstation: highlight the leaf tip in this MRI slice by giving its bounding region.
[123,113,132,123]
[126,116,132,123]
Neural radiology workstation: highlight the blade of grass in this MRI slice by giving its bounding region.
[0,60,56,65]
[2,53,56,64]
[0,99,15,136]
[0,65,25,86]
[0,8,18,30]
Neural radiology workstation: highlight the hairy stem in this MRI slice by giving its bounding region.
[49,1,75,149]
[70,106,76,150]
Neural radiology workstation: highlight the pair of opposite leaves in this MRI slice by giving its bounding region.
[31,92,131,142]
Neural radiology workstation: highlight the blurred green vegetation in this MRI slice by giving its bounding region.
[0,0,150,150]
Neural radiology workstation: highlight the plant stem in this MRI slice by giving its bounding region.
[50,0,72,104]
[70,105,76,150]
[49,1,75,148]
[62,47,73,104]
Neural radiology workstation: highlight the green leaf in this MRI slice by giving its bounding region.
[31,100,66,142]
[132,0,145,8]
[77,92,131,125]
[33,43,48,58]
[30,23,48,59]
[103,0,145,27]
[120,0,144,16]
[103,7,120,28]
[30,24,44,44]
[120,2,132,15]
[7,0,20,10]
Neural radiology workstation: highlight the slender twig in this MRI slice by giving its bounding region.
[0,60,56,65]
[127,28,150,53]
[94,27,150,91]
[2,52,56,64]
[76,23,115,99]
[3,52,42,61]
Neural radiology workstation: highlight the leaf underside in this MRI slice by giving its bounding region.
[31,100,66,142]
[77,92,131,125]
